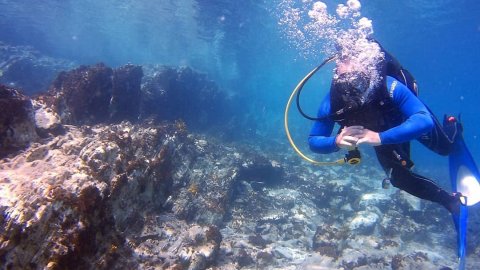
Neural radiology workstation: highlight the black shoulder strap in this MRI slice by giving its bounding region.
[380,45,418,96]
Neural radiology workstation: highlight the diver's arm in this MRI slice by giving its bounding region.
[379,76,434,144]
[308,93,340,154]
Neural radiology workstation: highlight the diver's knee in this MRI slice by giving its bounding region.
[388,176,402,188]
[389,169,407,189]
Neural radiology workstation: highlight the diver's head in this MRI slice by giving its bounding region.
[333,71,370,103]
[330,70,371,117]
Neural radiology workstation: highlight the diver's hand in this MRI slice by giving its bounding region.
[356,129,381,146]
[336,126,364,150]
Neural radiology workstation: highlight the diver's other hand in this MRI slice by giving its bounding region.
[336,126,364,149]
[356,129,381,146]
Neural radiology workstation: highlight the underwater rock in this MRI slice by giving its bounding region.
[348,210,380,235]
[217,155,466,269]
[0,123,152,268]
[45,63,145,125]
[78,122,178,235]
[248,234,271,248]
[42,63,232,134]
[237,154,284,187]
[0,42,74,95]
[340,249,385,269]
[390,252,439,270]
[235,248,255,267]
[47,63,113,125]
[110,64,143,122]
[396,191,422,211]
[256,250,275,266]
[170,135,245,226]
[0,118,285,269]
[0,84,38,158]
[312,224,345,258]
[141,65,229,131]
[0,126,131,269]
[357,192,392,210]
[32,99,64,137]
[0,116,469,269]
[130,215,222,269]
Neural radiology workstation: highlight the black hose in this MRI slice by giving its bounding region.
[295,55,336,121]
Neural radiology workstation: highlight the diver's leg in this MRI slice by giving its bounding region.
[390,165,457,211]
[375,145,458,213]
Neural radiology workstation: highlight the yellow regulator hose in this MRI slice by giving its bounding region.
[284,56,347,165]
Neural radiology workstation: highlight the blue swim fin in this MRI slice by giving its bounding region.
[448,121,480,205]
[446,116,480,269]
[453,198,468,270]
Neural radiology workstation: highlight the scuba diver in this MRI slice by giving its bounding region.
[307,42,467,215]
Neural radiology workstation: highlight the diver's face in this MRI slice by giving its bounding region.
[334,71,370,95]
[333,57,373,102]
[336,60,355,75]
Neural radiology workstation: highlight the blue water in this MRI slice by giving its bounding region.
[1,0,479,182]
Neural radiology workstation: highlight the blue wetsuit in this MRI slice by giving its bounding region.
[309,76,433,152]
[309,76,456,211]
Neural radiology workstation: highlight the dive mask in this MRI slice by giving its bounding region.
[330,71,371,119]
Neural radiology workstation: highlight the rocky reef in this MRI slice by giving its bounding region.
[141,65,229,131]
[1,47,480,269]
[0,119,233,269]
